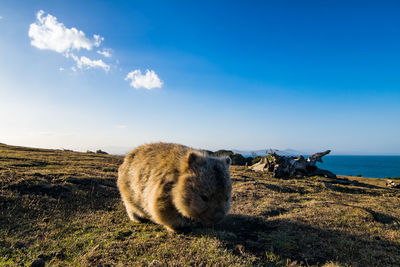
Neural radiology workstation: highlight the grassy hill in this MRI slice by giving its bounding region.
[1,143,399,266]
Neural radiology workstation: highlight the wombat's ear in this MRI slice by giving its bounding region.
[187,151,205,167]
[224,156,232,165]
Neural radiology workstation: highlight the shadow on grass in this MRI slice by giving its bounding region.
[6,176,118,199]
[1,177,120,234]
[322,182,383,196]
[192,214,400,266]
[339,204,400,225]
[363,208,400,225]
[255,183,299,194]
[324,178,386,190]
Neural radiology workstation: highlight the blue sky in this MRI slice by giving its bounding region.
[1,1,399,155]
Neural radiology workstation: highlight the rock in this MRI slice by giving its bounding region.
[249,150,336,178]
[149,260,162,266]
[30,258,45,267]
[248,157,267,172]
[386,180,399,188]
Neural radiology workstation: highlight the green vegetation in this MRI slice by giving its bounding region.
[1,143,399,266]
[95,149,108,155]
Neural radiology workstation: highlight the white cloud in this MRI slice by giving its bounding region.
[71,54,110,72]
[28,10,102,54]
[0,16,3,20]
[28,10,112,73]
[97,49,112,58]
[115,124,127,129]
[125,69,163,90]
[27,10,160,79]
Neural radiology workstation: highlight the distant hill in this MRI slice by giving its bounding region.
[104,146,306,157]
[232,148,305,156]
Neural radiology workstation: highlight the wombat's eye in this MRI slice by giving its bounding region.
[201,195,209,202]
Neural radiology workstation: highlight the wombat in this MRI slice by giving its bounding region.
[117,142,232,232]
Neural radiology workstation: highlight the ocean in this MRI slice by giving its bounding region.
[316,156,400,178]
[243,154,400,178]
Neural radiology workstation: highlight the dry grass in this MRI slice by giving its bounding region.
[1,143,399,266]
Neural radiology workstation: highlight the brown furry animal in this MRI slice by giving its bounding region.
[117,142,232,232]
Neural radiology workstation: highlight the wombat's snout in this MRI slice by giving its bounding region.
[202,210,225,225]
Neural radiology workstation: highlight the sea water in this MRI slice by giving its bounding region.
[316,156,400,178]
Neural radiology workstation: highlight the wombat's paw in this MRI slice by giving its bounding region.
[166,225,193,234]
[134,214,151,223]
[128,213,150,224]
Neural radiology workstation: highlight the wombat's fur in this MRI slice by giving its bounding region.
[117,142,232,232]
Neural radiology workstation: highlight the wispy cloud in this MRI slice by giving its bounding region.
[28,10,110,72]
[115,125,127,129]
[71,54,110,72]
[0,16,3,20]
[28,10,164,86]
[97,49,112,58]
[29,10,102,54]
[125,69,163,90]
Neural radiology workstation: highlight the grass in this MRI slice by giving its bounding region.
[1,143,399,266]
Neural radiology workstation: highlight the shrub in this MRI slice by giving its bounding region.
[96,149,108,155]
[207,150,255,166]
[230,154,247,165]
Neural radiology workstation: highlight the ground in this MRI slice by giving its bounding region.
[0,143,399,266]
